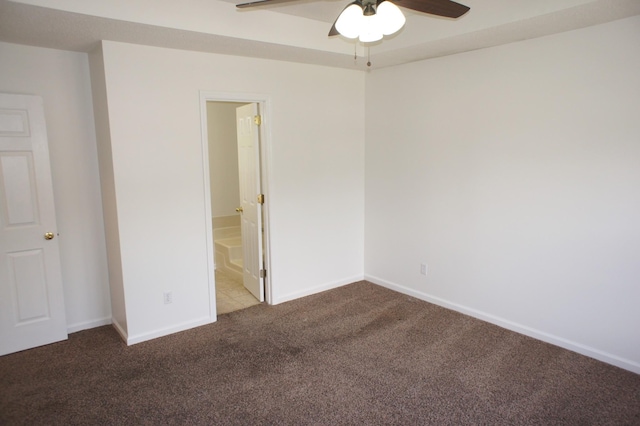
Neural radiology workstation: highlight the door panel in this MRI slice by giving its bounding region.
[0,93,67,356]
[8,249,50,323]
[236,103,264,301]
[1,153,38,225]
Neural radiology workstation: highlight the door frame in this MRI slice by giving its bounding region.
[199,91,273,317]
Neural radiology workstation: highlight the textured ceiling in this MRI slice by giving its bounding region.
[1,0,639,69]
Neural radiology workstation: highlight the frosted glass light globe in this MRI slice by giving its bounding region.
[359,14,383,42]
[377,1,406,35]
[335,4,364,39]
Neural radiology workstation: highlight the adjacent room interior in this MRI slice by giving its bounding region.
[207,100,263,314]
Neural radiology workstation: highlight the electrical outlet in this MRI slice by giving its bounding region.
[420,263,428,276]
[163,291,173,304]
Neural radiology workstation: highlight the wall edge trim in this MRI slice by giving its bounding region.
[126,316,215,346]
[365,274,640,375]
[111,317,128,343]
[273,274,365,305]
[67,316,112,334]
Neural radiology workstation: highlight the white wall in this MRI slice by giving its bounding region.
[95,41,365,343]
[0,42,111,332]
[207,102,243,219]
[365,16,640,373]
[88,44,127,336]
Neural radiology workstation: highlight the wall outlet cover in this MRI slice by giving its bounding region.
[420,263,428,276]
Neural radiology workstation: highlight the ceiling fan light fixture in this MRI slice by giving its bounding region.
[335,0,404,42]
[335,3,364,39]
[376,0,406,35]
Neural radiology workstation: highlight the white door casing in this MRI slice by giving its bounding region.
[0,93,67,356]
[236,103,264,301]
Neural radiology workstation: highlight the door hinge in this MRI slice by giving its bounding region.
[259,269,266,279]
[254,115,262,126]
[257,194,265,204]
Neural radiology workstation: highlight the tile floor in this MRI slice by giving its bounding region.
[215,269,261,314]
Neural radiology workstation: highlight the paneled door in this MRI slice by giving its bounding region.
[235,103,264,301]
[0,93,67,356]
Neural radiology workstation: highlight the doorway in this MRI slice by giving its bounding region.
[200,92,271,317]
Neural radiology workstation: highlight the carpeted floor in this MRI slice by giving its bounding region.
[1,281,639,425]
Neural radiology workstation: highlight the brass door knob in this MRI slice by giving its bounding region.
[236,207,243,213]
[44,232,55,240]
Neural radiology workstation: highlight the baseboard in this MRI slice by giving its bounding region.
[125,316,215,346]
[273,274,365,305]
[365,274,640,375]
[111,317,128,342]
[67,316,112,334]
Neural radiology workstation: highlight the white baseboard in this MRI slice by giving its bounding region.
[111,317,128,342]
[125,316,215,346]
[67,316,112,334]
[365,274,640,375]
[273,274,365,305]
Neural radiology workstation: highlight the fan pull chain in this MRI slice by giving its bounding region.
[367,47,371,68]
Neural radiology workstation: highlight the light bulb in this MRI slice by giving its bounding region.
[377,1,405,36]
[359,14,383,43]
[335,3,363,39]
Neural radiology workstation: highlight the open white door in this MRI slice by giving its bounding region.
[235,103,264,301]
[0,93,67,356]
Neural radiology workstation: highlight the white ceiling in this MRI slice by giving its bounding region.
[0,0,639,69]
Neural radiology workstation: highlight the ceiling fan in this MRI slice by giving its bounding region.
[236,0,470,42]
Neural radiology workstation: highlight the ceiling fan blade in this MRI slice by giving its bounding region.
[328,2,356,37]
[393,0,469,18]
[236,0,302,9]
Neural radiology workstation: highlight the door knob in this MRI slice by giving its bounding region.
[236,207,243,213]
[44,232,55,240]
